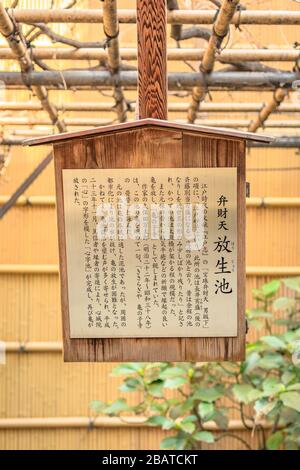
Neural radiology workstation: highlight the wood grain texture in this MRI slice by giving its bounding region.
[137,0,168,120]
[53,125,245,361]
[182,133,246,361]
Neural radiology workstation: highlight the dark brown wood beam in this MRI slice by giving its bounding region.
[137,0,168,120]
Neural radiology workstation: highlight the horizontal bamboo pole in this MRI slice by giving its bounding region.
[0,416,275,431]
[1,196,300,208]
[8,9,300,25]
[0,117,113,126]
[0,71,298,89]
[248,136,300,147]
[195,103,300,113]
[0,264,59,274]
[4,342,62,352]
[2,101,300,113]
[1,117,299,128]
[0,136,29,145]
[0,264,299,276]
[11,129,60,136]
[0,116,299,128]
[0,195,55,205]
[246,267,300,276]
[191,119,300,128]
[0,47,299,62]
[247,197,300,208]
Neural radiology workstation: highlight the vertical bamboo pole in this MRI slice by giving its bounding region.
[136,0,168,120]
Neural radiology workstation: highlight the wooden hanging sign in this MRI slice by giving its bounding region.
[25,119,272,362]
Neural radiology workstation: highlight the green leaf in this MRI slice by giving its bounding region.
[243,352,260,374]
[218,362,239,376]
[248,389,264,401]
[252,288,265,301]
[281,371,296,385]
[145,362,168,371]
[263,378,285,397]
[247,319,264,330]
[146,415,174,430]
[159,366,187,379]
[169,399,194,420]
[262,377,280,394]
[246,341,265,354]
[283,277,300,293]
[273,297,295,311]
[232,384,257,404]
[160,436,187,450]
[257,353,285,370]
[103,398,129,415]
[254,398,278,417]
[286,383,300,391]
[181,415,197,423]
[178,418,196,434]
[169,407,182,421]
[193,387,223,403]
[112,363,144,376]
[267,431,284,450]
[147,380,164,397]
[261,280,280,298]
[285,330,300,341]
[163,376,188,389]
[120,378,141,392]
[212,410,228,430]
[280,392,300,413]
[90,400,105,412]
[193,431,215,444]
[150,401,169,414]
[247,308,273,319]
[261,335,286,350]
[274,319,290,327]
[199,402,214,422]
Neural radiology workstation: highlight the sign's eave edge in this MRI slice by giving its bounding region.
[23,118,274,147]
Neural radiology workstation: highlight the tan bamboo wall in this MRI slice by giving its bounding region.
[1,0,300,450]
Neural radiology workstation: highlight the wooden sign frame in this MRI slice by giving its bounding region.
[26,119,272,362]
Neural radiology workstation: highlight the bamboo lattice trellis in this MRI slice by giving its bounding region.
[0,0,299,138]
[0,0,300,215]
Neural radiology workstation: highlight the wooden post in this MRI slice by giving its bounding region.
[137,0,168,120]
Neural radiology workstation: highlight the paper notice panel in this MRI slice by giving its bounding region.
[62,168,237,338]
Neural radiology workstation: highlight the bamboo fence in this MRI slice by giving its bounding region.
[1,0,300,451]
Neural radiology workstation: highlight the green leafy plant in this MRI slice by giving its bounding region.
[91,278,300,450]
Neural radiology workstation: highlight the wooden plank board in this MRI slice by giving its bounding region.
[54,125,245,361]
[182,133,246,361]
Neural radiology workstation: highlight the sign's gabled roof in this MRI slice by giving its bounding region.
[24,118,274,146]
